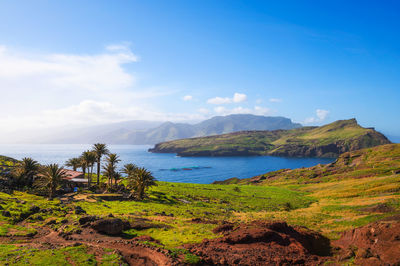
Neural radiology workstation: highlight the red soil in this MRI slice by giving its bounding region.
[185,221,331,265]
[334,218,400,265]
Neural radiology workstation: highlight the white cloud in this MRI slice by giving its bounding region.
[207,96,232,105]
[269,98,282,103]
[183,95,193,101]
[256,99,263,104]
[316,109,329,120]
[233,93,247,103]
[304,109,330,124]
[0,44,191,141]
[214,105,273,116]
[207,92,247,105]
[0,44,139,109]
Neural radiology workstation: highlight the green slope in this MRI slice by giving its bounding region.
[149,119,391,157]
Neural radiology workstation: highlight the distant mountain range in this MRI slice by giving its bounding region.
[34,114,302,145]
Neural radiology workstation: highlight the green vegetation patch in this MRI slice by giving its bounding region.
[73,181,314,246]
[0,244,96,265]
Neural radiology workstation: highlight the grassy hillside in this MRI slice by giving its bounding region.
[239,143,400,186]
[0,144,399,263]
[215,144,400,238]
[149,119,390,157]
[0,156,17,175]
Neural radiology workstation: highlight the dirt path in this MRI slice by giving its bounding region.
[0,226,175,266]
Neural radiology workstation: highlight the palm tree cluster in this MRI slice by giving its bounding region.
[11,143,156,201]
[11,158,67,199]
[64,144,157,197]
[64,143,109,188]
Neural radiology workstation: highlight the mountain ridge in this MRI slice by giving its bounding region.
[28,114,301,145]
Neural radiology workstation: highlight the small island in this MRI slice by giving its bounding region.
[149,119,391,158]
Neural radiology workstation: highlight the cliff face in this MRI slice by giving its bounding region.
[149,119,391,158]
[268,131,390,158]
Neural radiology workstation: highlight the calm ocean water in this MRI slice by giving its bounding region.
[0,144,335,184]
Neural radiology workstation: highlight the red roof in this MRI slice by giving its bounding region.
[63,169,84,180]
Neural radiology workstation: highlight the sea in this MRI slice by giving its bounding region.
[0,144,335,184]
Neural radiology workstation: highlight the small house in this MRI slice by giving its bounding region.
[62,169,88,191]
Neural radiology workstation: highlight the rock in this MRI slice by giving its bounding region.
[133,235,158,243]
[185,221,331,265]
[29,205,40,214]
[356,248,373,259]
[46,219,57,225]
[75,206,86,215]
[78,215,98,225]
[334,220,400,265]
[339,248,355,261]
[91,218,130,235]
[213,223,234,234]
[2,210,11,217]
[41,208,53,214]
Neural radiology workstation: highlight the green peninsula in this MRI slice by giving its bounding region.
[149,119,390,157]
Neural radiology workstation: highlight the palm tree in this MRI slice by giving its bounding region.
[65,157,81,171]
[127,167,156,200]
[102,153,120,188]
[102,164,115,188]
[12,157,40,188]
[113,172,122,187]
[81,151,96,187]
[37,164,67,200]
[122,163,138,177]
[79,156,87,181]
[92,143,109,186]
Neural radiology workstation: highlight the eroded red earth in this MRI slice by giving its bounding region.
[2,217,400,265]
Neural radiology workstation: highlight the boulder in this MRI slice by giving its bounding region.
[91,218,130,235]
[79,215,98,225]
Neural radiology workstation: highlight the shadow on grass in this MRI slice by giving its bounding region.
[144,191,178,205]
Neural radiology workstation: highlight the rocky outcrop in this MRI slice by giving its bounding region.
[269,131,391,158]
[185,221,331,265]
[334,218,400,265]
[91,218,130,235]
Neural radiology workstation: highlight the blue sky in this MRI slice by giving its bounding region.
[0,0,399,140]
